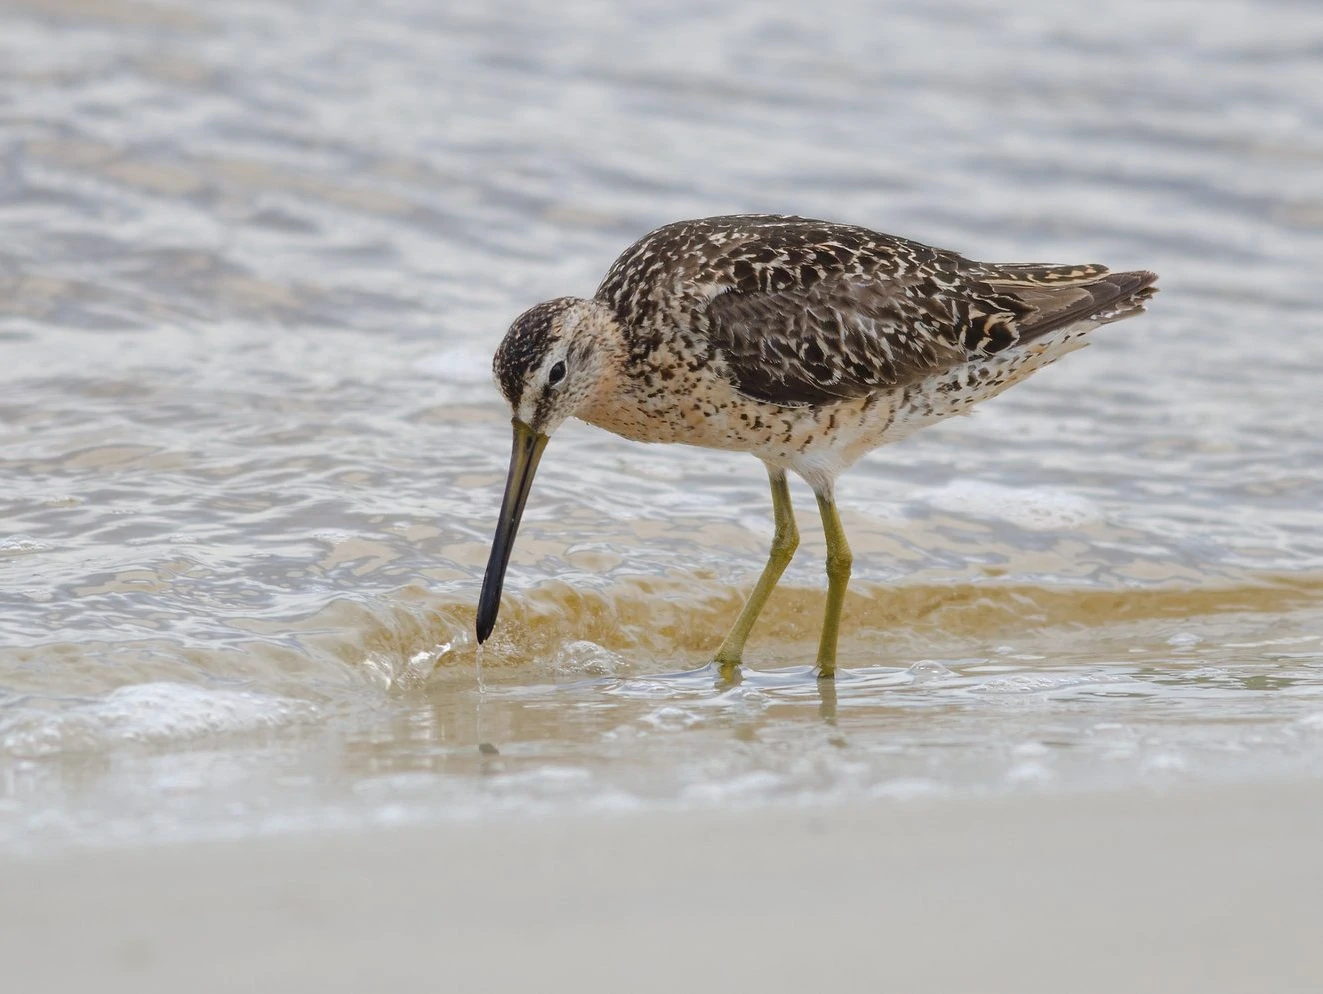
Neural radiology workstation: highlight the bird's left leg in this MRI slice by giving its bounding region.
[813,484,853,679]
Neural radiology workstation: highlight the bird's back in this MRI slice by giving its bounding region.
[594,215,1157,409]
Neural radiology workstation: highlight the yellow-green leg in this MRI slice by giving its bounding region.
[714,466,799,675]
[813,487,853,680]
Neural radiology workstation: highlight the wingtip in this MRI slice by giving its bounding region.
[1122,269,1160,307]
[1131,269,1160,291]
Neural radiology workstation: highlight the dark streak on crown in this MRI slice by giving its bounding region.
[493,297,578,407]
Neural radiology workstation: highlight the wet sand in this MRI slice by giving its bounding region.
[5,782,1320,993]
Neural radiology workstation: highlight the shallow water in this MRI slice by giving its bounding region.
[2,0,1322,851]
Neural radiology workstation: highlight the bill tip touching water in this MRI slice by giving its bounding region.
[476,214,1158,676]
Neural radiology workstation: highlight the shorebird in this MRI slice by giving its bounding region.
[476,215,1157,678]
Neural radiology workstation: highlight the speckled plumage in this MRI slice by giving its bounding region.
[568,214,1156,485]
[481,214,1158,672]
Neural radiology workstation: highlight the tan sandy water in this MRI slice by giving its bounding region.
[2,4,1323,966]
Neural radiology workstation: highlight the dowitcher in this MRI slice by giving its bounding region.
[476,215,1157,677]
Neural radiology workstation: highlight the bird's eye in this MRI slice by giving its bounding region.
[547,360,567,386]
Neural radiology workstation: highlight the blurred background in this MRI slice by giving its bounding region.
[1,0,1322,852]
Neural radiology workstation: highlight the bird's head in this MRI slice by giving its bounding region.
[491,296,619,437]
[476,296,622,643]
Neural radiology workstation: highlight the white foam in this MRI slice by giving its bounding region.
[681,771,786,803]
[907,660,957,684]
[1142,752,1190,774]
[312,529,354,544]
[926,480,1103,531]
[1,683,317,758]
[1006,760,1054,784]
[552,640,627,677]
[868,778,946,800]
[641,707,703,732]
[0,536,52,556]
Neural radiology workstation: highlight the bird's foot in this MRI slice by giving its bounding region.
[713,658,743,687]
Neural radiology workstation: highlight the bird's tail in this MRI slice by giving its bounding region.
[983,264,1159,342]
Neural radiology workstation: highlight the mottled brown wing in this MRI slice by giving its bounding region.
[707,265,1159,408]
[707,273,983,407]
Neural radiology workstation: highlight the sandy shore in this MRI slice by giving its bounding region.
[3,783,1321,993]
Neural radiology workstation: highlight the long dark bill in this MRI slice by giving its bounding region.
[476,419,549,643]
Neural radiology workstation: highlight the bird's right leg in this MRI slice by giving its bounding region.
[713,465,799,676]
